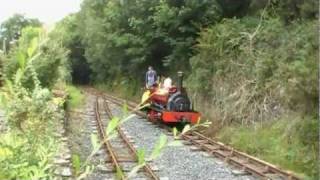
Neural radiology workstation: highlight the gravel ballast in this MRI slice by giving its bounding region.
[108,101,257,180]
[68,93,114,180]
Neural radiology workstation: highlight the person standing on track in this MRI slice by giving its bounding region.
[145,66,157,89]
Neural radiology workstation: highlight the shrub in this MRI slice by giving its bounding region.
[2,26,70,89]
[0,131,56,179]
[188,17,317,124]
[0,35,64,133]
[0,31,63,179]
[188,15,318,179]
[66,85,85,109]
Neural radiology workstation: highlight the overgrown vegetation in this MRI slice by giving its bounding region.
[65,85,85,109]
[0,131,57,179]
[48,0,317,178]
[0,0,318,179]
[187,4,318,179]
[189,17,317,124]
[218,116,318,179]
[0,32,66,179]
[0,14,41,53]
[2,26,70,89]
[0,15,69,179]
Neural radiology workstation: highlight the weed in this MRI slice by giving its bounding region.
[217,116,319,179]
[66,85,85,109]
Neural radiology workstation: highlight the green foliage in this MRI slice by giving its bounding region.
[59,0,318,86]
[152,0,222,71]
[0,132,56,179]
[0,38,59,132]
[90,134,99,151]
[50,15,90,84]
[66,85,85,109]
[34,37,70,87]
[71,0,223,84]
[149,134,167,160]
[218,116,319,179]
[0,83,59,179]
[2,27,42,82]
[72,154,81,176]
[0,14,41,53]
[106,117,120,137]
[271,0,319,22]
[186,11,318,179]
[9,0,313,178]
[188,17,318,124]
[0,32,63,179]
[137,149,145,165]
[2,26,70,89]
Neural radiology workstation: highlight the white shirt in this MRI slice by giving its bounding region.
[163,78,172,90]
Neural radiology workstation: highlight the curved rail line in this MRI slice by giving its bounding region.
[94,95,160,180]
[100,91,301,180]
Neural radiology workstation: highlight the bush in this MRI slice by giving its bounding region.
[0,35,63,133]
[188,15,318,179]
[188,17,318,124]
[0,131,57,179]
[66,85,85,109]
[2,26,70,89]
[0,32,63,179]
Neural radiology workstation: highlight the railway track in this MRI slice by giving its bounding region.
[93,95,160,180]
[98,91,301,180]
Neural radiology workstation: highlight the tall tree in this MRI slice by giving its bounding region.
[0,14,41,52]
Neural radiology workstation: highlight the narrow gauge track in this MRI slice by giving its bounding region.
[94,95,160,180]
[100,92,301,180]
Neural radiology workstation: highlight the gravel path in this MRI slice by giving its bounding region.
[108,101,257,180]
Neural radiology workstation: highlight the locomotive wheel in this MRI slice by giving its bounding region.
[166,122,189,131]
[147,110,160,122]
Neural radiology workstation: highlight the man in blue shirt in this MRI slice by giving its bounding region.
[145,66,157,88]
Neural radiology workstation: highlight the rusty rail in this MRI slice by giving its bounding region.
[181,131,300,180]
[103,98,160,180]
[94,97,125,179]
[101,91,302,180]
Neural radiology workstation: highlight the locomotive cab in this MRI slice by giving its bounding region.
[142,72,201,124]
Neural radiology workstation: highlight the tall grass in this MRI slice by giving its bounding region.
[217,115,318,180]
[66,85,85,109]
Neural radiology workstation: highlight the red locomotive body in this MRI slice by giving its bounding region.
[142,72,200,124]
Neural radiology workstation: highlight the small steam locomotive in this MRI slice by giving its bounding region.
[141,72,200,124]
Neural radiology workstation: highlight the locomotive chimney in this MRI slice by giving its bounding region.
[177,71,184,92]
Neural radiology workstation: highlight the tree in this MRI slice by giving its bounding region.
[76,0,223,84]
[49,14,90,84]
[152,0,222,72]
[0,14,41,52]
[2,26,70,89]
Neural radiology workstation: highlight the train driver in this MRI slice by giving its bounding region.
[145,66,157,89]
[163,77,172,90]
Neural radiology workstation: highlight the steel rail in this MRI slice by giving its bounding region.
[94,97,125,180]
[181,131,299,180]
[186,131,299,180]
[103,98,160,180]
[102,92,302,180]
